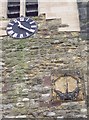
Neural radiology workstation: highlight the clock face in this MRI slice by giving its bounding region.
[6,17,38,39]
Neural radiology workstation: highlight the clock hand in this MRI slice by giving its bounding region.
[19,24,35,33]
[17,21,35,33]
[17,21,22,27]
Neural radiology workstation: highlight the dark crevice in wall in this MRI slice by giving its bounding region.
[77,1,89,40]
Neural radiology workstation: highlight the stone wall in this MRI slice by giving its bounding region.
[0,14,88,119]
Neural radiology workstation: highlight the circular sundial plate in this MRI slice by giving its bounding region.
[53,76,80,100]
[54,76,78,93]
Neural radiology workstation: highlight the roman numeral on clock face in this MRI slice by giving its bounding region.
[20,17,24,21]
[26,18,29,22]
[20,34,24,38]
[7,27,12,30]
[14,19,18,23]
[13,33,18,38]
[29,29,35,33]
[8,30,14,35]
[9,23,14,26]
[31,25,37,28]
[30,21,35,24]
[26,32,30,36]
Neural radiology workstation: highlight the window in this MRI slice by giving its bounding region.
[7,0,38,18]
[26,0,38,17]
[7,0,20,18]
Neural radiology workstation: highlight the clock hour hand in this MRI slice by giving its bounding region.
[17,21,35,33]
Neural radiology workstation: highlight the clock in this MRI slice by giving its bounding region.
[6,17,38,39]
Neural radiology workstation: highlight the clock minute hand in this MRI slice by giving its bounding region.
[18,23,35,33]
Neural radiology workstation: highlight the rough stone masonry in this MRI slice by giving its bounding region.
[0,13,88,119]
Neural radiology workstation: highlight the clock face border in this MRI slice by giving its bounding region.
[6,17,38,39]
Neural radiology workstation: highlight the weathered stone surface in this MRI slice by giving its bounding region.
[22,98,29,102]
[43,111,56,117]
[1,12,88,119]
[16,102,24,108]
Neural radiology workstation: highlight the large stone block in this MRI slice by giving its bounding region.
[38,0,80,31]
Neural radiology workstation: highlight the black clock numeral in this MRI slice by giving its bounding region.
[8,30,14,35]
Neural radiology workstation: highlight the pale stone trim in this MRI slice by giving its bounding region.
[20,0,26,17]
[0,0,7,19]
[38,0,80,31]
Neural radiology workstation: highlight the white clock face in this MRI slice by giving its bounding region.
[6,17,38,39]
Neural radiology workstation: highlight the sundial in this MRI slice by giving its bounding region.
[52,75,80,101]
